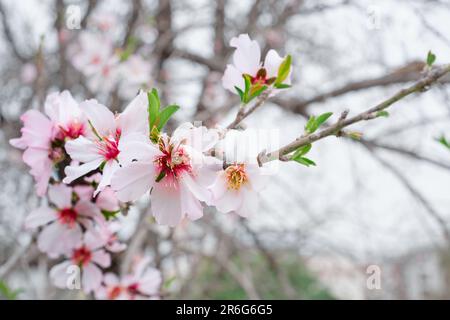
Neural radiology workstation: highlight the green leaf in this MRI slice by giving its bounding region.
[0,280,22,300]
[234,86,244,102]
[274,83,291,89]
[164,276,176,289]
[292,156,316,167]
[275,55,292,85]
[305,112,333,134]
[147,90,160,131]
[426,50,436,67]
[292,144,312,158]
[120,36,138,62]
[156,104,180,131]
[101,209,120,221]
[315,112,333,128]
[437,135,450,150]
[376,110,389,118]
[243,74,252,103]
[248,85,268,101]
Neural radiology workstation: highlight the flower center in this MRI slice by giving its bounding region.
[250,68,276,86]
[97,130,121,161]
[72,246,92,266]
[225,164,248,190]
[108,286,122,300]
[58,208,78,227]
[91,55,101,65]
[154,142,192,185]
[59,121,85,140]
[127,283,140,297]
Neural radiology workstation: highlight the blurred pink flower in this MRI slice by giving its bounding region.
[222,33,291,94]
[25,184,102,258]
[50,229,111,293]
[95,257,161,300]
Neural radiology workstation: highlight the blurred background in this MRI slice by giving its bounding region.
[1,0,450,299]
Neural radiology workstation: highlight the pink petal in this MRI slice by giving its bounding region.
[111,161,155,202]
[25,206,57,229]
[38,223,82,258]
[264,49,284,78]
[65,136,102,163]
[137,269,162,296]
[79,99,116,137]
[151,183,182,227]
[50,261,72,289]
[48,184,73,209]
[91,249,111,268]
[222,64,245,93]
[95,160,120,195]
[82,263,103,293]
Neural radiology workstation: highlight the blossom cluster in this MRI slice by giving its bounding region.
[68,13,152,98]
[10,34,291,297]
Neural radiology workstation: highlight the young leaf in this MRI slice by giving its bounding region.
[243,74,252,103]
[156,104,180,131]
[235,86,244,102]
[147,90,160,131]
[305,115,316,133]
[101,209,120,221]
[437,135,450,150]
[274,83,291,89]
[0,280,22,300]
[315,112,333,128]
[292,156,316,167]
[292,144,312,159]
[376,110,389,118]
[426,50,436,67]
[275,54,292,85]
[248,85,268,101]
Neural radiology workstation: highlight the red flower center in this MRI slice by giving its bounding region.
[58,208,78,227]
[97,129,121,161]
[127,283,140,298]
[59,121,85,140]
[72,246,92,266]
[154,142,192,185]
[108,286,122,300]
[91,55,101,65]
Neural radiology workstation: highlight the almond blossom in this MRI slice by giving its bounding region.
[50,229,111,293]
[210,130,268,218]
[63,91,149,194]
[111,123,221,226]
[10,91,87,195]
[25,184,101,258]
[222,33,291,95]
[95,257,162,300]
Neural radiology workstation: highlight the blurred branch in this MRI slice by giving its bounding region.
[80,0,98,29]
[258,64,450,164]
[0,2,28,63]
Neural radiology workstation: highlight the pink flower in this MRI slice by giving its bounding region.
[10,91,86,195]
[209,129,268,217]
[20,63,37,84]
[111,123,221,226]
[222,33,291,94]
[50,230,111,293]
[117,56,152,98]
[25,184,101,258]
[88,219,126,253]
[95,257,161,300]
[63,91,149,194]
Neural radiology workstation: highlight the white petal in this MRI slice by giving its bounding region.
[74,200,101,219]
[103,273,119,286]
[64,136,102,163]
[235,188,258,218]
[138,269,162,296]
[150,183,182,227]
[111,162,155,202]
[264,49,284,78]
[50,261,72,289]
[82,263,103,293]
[24,206,57,229]
[222,64,245,93]
[230,34,261,75]
[63,158,104,184]
[181,173,211,203]
[118,134,160,165]
[117,91,149,137]
[48,184,73,209]
[95,160,120,195]
[179,181,203,221]
[79,99,116,137]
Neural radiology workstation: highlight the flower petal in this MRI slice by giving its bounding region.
[82,263,103,293]
[48,184,73,209]
[222,64,245,93]
[91,249,111,268]
[79,99,116,137]
[25,206,57,229]
[150,183,182,227]
[111,162,155,202]
[117,91,149,137]
[230,34,261,75]
[63,158,104,184]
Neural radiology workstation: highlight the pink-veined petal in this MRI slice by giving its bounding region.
[79,99,116,137]
[48,184,73,209]
[117,91,149,137]
[150,183,182,227]
[63,158,104,184]
[64,136,102,163]
[25,206,57,229]
[111,161,155,202]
